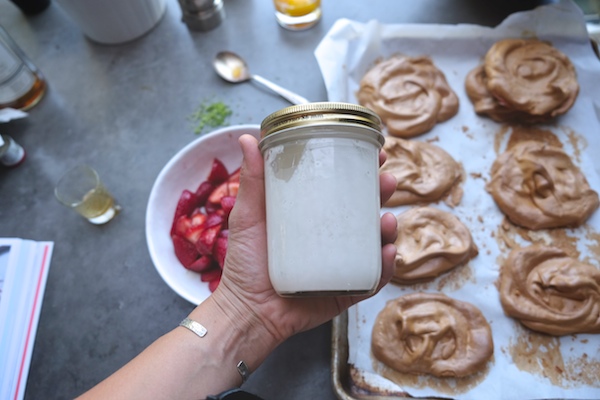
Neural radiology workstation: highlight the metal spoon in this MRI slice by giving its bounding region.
[213,51,310,105]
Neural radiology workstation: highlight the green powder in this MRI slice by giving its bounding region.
[190,100,232,134]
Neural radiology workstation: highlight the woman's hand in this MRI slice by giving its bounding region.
[77,134,398,400]
[212,134,398,346]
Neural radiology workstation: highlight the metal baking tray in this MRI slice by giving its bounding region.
[333,311,436,400]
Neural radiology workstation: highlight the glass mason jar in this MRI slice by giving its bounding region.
[259,102,384,297]
[0,25,46,111]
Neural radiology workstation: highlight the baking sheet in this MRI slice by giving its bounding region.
[315,1,600,399]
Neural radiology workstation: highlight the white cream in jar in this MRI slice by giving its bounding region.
[259,102,384,296]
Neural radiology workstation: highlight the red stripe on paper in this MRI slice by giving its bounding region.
[13,244,50,400]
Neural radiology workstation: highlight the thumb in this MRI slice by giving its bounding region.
[228,134,266,231]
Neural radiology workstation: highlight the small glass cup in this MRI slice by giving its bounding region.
[273,0,321,31]
[54,165,121,225]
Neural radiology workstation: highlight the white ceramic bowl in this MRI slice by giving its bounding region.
[146,125,261,305]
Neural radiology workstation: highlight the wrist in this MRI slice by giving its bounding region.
[188,287,282,378]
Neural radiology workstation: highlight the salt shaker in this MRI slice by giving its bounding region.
[178,0,225,31]
[259,102,385,297]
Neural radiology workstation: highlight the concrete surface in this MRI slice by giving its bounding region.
[0,1,552,398]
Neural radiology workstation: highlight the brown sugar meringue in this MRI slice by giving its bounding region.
[357,54,459,138]
[465,65,549,124]
[372,292,493,378]
[381,136,461,207]
[499,245,600,336]
[485,39,578,117]
[465,38,579,123]
[488,140,599,230]
[393,207,478,284]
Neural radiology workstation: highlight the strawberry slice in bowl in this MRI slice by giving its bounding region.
[170,165,235,293]
[171,174,234,290]
[145,125,260,305]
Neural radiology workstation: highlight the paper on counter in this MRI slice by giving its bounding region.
[315,1,600,399]
[0,239,53,400]
[0,108,28,123]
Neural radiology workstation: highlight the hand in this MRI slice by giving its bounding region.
[212,134,398,345]
[76,134,398,400]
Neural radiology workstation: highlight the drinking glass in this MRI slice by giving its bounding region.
[55,165,121,225]
[273,0,321,30]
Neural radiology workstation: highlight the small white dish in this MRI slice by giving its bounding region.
[145,125,260,305]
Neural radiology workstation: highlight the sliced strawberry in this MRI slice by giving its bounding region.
[220,196,236,228]
[171,190,199,235]
[205,212,223,228]
[189,209,207,227]
[226,181,239,198]
[208,277,221,292]
[220,196,236,214]
[174,215,192,237]
[213,236,228,269]
[170,158,239,281]
[207,158,230,184]
[228,167,241,183]
[196,224,222,255]
[200,266,222,282]
[177,209,208,244]
[172,234,199,268]
[207,181,229,205]
[203,206,225,217]
[195,181,215,205]
[184,225,205,245]
[205,202,218,214]
[208,181,240,205]
[186,255,214,273]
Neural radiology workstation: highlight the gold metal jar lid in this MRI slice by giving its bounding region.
[260,102,383,141]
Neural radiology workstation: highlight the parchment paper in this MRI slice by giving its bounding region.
[315,1,600,399]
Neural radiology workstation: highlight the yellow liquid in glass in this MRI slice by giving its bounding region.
[274,0,320,17]
[75,186,114,219]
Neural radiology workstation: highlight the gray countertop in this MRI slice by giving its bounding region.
[0,1,551,399]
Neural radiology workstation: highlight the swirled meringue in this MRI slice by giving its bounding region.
[357,55,459,138]
[499,245,600,335]
[487,140,599,230]
[393,207,478,284]
[484,39,578,117]
[381,136,461,207]
[372,293,493,378]
[465,65,549,124]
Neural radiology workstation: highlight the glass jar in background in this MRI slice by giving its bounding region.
[272,0,321,30]
[0,26,46,111]
[259,102,384,297]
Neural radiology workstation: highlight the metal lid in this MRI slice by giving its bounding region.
[260,102,383,140]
